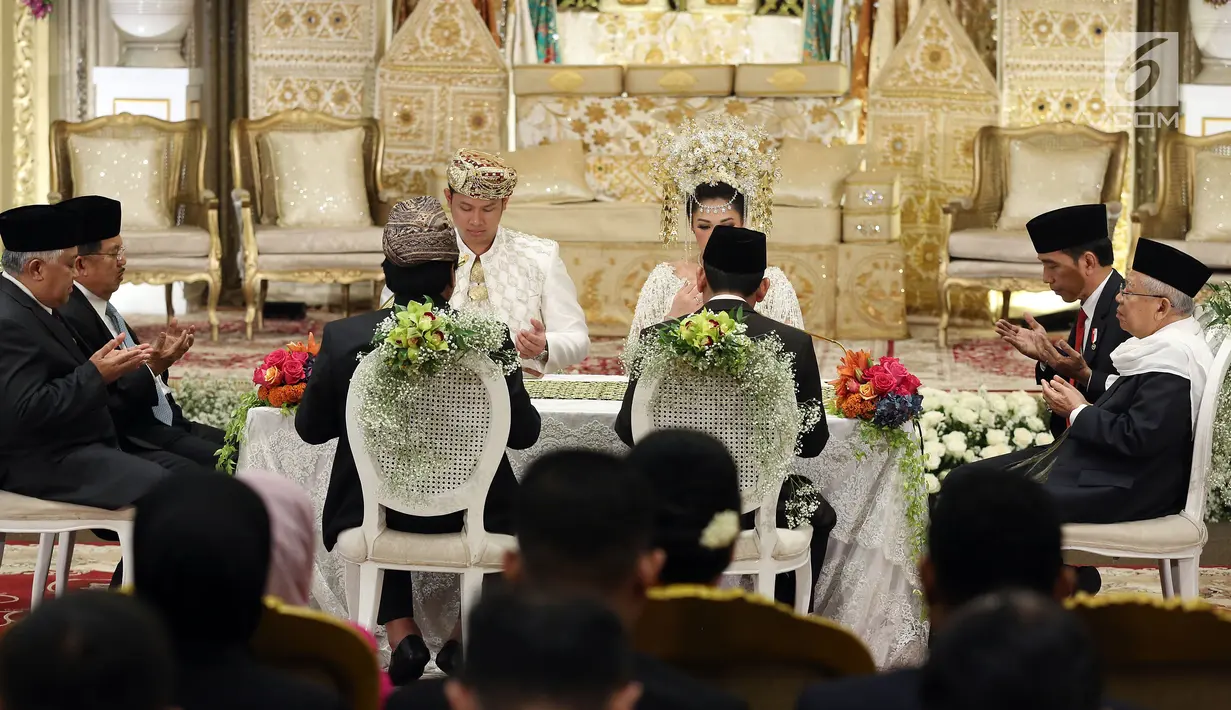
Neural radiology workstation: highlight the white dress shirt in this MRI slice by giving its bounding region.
[75,282,173,399]
[2,272,52,314]
[450,226,590,374]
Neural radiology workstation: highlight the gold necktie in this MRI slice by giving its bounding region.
[469,257,488,302]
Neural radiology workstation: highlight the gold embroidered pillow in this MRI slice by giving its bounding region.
[997,141,1110,231]
[68,135,172,230]
[1188,152,1231,242]
[504,140,596,204]
[265,128,372,228]
[774,140,865,208]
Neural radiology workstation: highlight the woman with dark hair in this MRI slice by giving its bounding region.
[627,116,805,348]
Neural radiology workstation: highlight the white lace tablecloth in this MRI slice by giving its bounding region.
[236,375,926,668]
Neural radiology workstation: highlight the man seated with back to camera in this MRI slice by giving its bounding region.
[387,449,747,710]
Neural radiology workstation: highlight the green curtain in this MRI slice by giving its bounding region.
[802,0,833,60]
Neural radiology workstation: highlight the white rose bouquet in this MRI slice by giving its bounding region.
[918,387,1052,482]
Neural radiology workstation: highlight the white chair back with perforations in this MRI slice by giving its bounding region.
[1189,335,1231,527]
[344,351,511,561]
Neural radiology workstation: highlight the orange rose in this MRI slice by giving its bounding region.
[263,366,281,386]
[859,381,877,400]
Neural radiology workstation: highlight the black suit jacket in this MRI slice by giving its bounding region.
[295,303,541,550]
[1046,371,1193,524]
[1037,270,1130,436]
[0,278,117,480]
[615,298,829,457]
[385,652,748,710]
[59,286,193,451]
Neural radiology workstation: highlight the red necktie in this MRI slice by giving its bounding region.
[1070,309,1087,387]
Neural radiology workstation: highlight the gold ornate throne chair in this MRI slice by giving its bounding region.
[49,114,222,341]
[231,110,398,339]
[938,122,1128,347]
[1132,131,1231,281]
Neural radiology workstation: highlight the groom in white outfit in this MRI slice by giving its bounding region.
[434,149,590,376]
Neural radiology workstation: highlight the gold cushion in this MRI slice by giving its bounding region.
[1188,151,1231,242]
[997,140,1110,231]
[265,128,372,229]
[733,63,849,97]
[774,140,864,209]
[624,65,734,97]
[513,66,624,96]
[504,141,596,205]
[68,134,172,230]
[123,226,212,258]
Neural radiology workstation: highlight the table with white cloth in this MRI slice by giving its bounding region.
[236,375,927,668]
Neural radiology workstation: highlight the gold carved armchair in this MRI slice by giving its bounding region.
[1132,131,1231,277]
[938,122,1128,347]
[231,110,398,339]
[49,114,222,340]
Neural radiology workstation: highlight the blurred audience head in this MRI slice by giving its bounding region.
[920,589,1102,710]
[134,472,272,656]
[445,592,640,710]
[239,469,316,606]
[0,591,174,710]
[923,471,1072,628]
[626,430,741,586]
[508,449,663,622]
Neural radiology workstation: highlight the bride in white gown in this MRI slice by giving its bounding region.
[626,115,805,347]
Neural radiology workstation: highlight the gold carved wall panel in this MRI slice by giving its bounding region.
[248,1,381,119]
[866,0,999,316]
[999,0,1136,267]
[378,0,508,197]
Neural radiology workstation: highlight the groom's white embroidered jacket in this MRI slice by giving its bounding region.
[451,226,590,373]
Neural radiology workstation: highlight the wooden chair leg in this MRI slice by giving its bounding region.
[164,284,175,322]
[206,277,221,342]
[342,283,352,317]
[999,290,1012,321]
[257,280,269,331]
[243,276,258,340]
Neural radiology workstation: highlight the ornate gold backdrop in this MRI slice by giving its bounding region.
[867,0,1000,317]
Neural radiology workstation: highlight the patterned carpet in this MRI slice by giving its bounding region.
[0,544,1227,628]
[131,308,1043,392]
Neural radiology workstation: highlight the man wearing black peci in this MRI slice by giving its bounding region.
[0,204,200,510]
[615,225,832,610]
[295,196,541,685]
[994,204,1130,437]
[57,196,225,469]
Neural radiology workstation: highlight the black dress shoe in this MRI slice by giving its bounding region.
[436,639,463,676]
[388,635,431,686]
[1073,565,1102,596]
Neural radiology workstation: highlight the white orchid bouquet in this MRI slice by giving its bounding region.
[918,388,1053,491]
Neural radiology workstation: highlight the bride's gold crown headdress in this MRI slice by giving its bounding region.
[649,114,781,245]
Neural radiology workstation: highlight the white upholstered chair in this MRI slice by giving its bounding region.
[938,122,1128,346]
[340,352,514,631]
[1061,335,1231,599]
[0,494,133,609]
[630,371,813,615]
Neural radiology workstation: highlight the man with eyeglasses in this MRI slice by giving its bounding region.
[949,238,1214,529]
[57,196,227,470]
[994,204,1131,438]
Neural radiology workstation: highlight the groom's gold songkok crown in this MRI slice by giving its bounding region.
[447,149,518,200]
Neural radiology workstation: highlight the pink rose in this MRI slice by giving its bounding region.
[287,351,310,365]
[878,356,909,381]
[264,349,289,368]
[871,370,898,396]
[282,359,306,385]
[252,366,268,387]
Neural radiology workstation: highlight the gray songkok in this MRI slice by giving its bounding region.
[382,197,459,267]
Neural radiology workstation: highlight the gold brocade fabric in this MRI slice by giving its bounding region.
[468,257,489,302]
[554,0,802,12]
[866,0,999,316]
[515,95,862,202]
